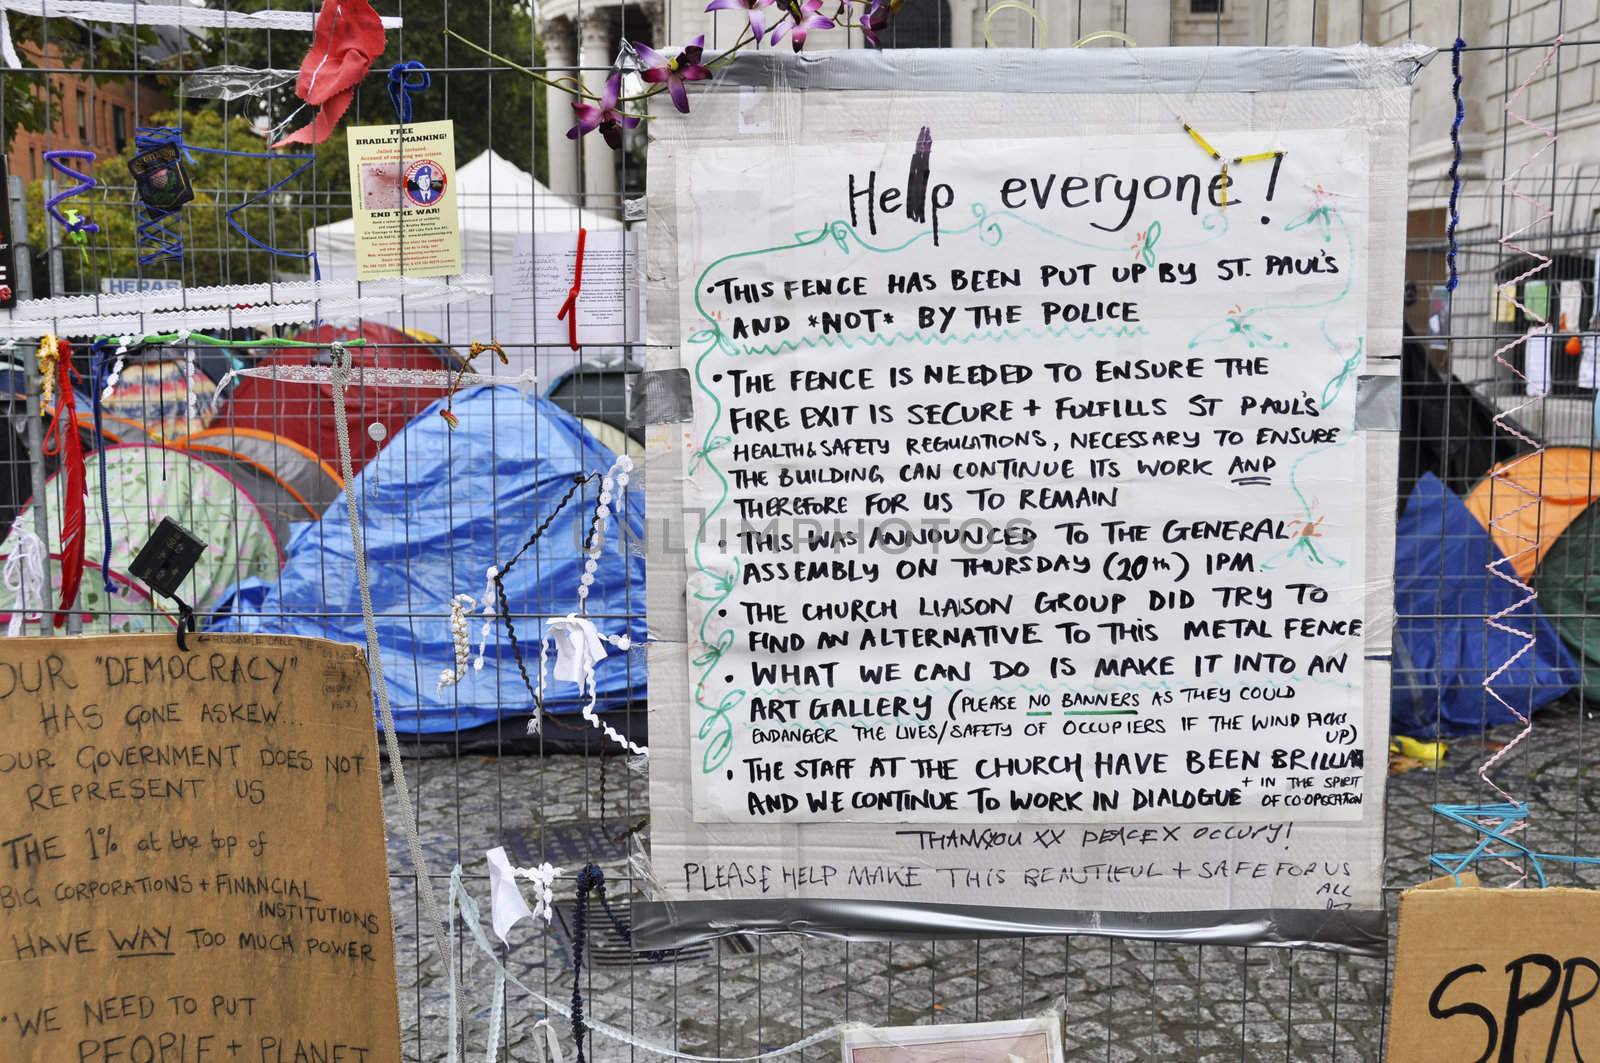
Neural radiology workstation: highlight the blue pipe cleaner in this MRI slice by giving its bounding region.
[387,61,430,125]
[88,340,120,597]
[1446,37,1466,292]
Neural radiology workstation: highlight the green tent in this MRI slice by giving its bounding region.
[1532,497,1600,700]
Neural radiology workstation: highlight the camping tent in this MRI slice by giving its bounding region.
[209,385,648,736]
[1392,473,1579,735]
[1533,499,1600,701]
[304,150,625,380]
[2,445,283,634]
[1463,447,1600,581]
[209,321,452,473]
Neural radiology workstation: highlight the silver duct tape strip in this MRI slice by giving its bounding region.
[711,45,1432,94]
[633,899,1386,957]
[1356,374,1401,431]
[633,368,694,426]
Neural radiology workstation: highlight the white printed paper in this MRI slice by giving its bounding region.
[502,231,641,348]
[1526,325,1553,397]
[681,131,1371,827]
[1560,279,1584,332]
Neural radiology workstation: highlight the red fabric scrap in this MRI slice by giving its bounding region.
[41,344,84,628]
[272,0,387,148]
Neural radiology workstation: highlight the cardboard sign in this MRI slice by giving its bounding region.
[1388,879,1600,1062]
[345,119,462,279]
[0,634,400,1061]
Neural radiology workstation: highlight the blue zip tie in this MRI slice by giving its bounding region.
[387,60,430,124]
[1446,37,1466,292]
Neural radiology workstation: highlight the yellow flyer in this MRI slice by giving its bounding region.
[345,118,462,279]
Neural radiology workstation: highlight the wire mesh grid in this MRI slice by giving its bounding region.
[1,0,1597,1060]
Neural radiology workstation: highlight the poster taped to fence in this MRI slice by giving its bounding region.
[346,118,461,279]
[0,634,401,1061]
[644,47,1415,949]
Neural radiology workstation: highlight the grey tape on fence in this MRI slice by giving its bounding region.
[1355,374,1401,431]
[711,44,1432,94]
[633,898,1386,957]
[632,368,695,426]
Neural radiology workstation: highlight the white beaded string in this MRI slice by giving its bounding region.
[99,335,131,402]
[437,593,477,693]
[577,454,633,613]
[563,454,643,754]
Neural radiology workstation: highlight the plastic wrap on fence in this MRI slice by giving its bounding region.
[1391,472,1578,736]
[210,386,648,735]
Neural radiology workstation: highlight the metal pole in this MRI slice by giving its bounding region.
[11,179,55,637]
[42,178,64,299]
[7,175,34,302]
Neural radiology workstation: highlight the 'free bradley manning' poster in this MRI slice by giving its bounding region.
[345,119,461,280]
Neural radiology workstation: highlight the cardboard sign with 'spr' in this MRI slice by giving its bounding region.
[1388,879,1600,1062]
[0,634,399,1062]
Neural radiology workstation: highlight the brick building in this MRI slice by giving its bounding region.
[8,33,179,182]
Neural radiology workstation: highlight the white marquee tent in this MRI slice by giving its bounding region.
[305,150,627,379]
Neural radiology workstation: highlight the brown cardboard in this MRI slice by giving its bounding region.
[0,634,399,1061]
[1388,879,1600,1062]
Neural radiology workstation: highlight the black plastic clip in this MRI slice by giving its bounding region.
[129,517,208,651]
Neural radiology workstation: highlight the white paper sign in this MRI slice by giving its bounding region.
[680,131,1372,826]
[502,231,642,348]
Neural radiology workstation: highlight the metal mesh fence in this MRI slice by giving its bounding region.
[1,0,1596,1059]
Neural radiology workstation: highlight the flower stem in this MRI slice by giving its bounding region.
[447,23,770,110]
[443,30,603,99]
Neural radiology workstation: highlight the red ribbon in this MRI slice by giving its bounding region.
[41,345,84,628]
[272,0,387,148]
[556,227,587,352]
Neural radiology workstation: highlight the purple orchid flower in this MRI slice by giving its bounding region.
[704,0,775,45]
[635,36,712,115]
[568,70,639,149]
[769,0,835,51]
[859,0,890,47]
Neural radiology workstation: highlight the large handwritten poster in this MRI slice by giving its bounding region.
[0,635,400,1060]
[685,129,1368,825]
[644,47,1414,950]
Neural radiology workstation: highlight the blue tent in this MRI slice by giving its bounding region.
[1392,472,1577,736]
[210,385,647,735]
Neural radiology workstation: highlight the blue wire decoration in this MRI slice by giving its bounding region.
[129,127,322,279]
[42,150,100,235]
[1431,802,1600,888]
[387,60,430,124]
[132,127,188,265]
[1446,37,1466,292]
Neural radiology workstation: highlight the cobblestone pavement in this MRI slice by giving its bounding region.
[384,699,1600,1061]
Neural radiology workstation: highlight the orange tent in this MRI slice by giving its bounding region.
[1464,447,1600,581]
